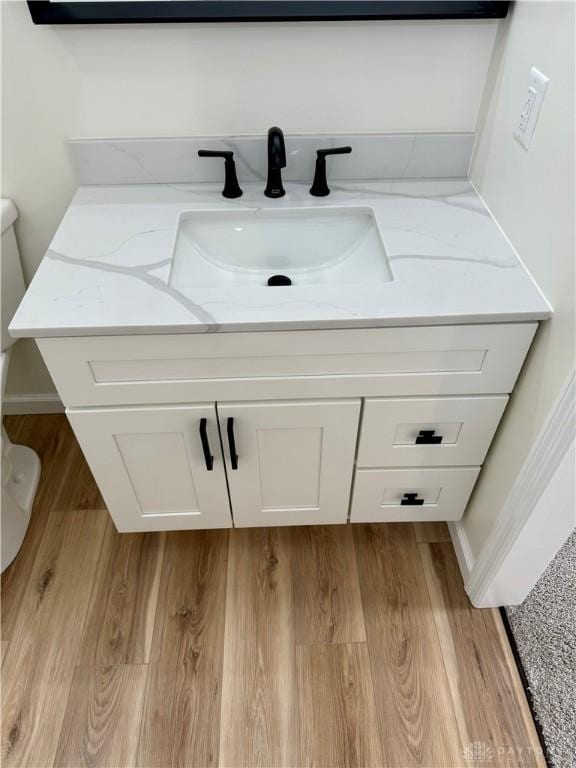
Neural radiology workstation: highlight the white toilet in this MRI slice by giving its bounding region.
[1,199,41,572]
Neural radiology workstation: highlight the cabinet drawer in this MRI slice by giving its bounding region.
[350,467,480,523]
[37,323,537,407]
[357,396,507,467]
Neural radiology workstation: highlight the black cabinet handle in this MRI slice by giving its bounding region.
[227,417,238,470]
[198,150,243,199]
[199,418,213,471]
[415,429,443,445]
[400,492,425,506]
[310,146,352,197]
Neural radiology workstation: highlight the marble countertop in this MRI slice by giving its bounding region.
[10,179,551,338]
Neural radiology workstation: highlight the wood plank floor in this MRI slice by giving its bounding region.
[1,415,545,768]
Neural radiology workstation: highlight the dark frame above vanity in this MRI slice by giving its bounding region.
[27,1,510,24]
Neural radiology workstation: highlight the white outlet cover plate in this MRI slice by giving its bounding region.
[515,67,549,150]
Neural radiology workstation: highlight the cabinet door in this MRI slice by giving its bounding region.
[68,404,231,532]
[217,399,361,527]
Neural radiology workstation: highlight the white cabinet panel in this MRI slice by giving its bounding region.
[217,399,361,527]
[37,323,537,407]
[358,396,508,467]
[67,405,231,532]
[351,467,480,523]
[257,427,323,510]
[114,431,201,514]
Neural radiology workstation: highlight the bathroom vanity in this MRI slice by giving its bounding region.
[9,135,551,533]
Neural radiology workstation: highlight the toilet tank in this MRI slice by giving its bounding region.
[1,199,25,353]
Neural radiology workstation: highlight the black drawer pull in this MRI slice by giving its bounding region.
[227,417,238,470]
[199,418,213,471]
[401,492,425,506]
[415,429,443,445]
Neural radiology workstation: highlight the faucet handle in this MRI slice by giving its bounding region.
[198,150,243,199]
[310,146,352,197]
[316,146,353,159]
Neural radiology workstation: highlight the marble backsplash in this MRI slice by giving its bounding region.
[68,132,474,186]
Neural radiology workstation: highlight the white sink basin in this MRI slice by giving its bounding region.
[168,207,392,288]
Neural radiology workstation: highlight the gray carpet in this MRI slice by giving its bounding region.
[506,528,576,768]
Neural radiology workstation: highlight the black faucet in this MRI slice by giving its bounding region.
[264,126,286,198]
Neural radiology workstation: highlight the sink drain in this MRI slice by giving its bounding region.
[267,274,292,286]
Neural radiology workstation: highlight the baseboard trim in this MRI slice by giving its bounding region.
[448,521,476,582]
[2,394,64,415]
[466,370,576,607]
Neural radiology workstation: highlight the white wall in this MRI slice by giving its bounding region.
[0,1,498,397]
[483,436,575,607]
[463,0,575,557]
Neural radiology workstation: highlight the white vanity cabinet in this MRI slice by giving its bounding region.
[38,322,538,532]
